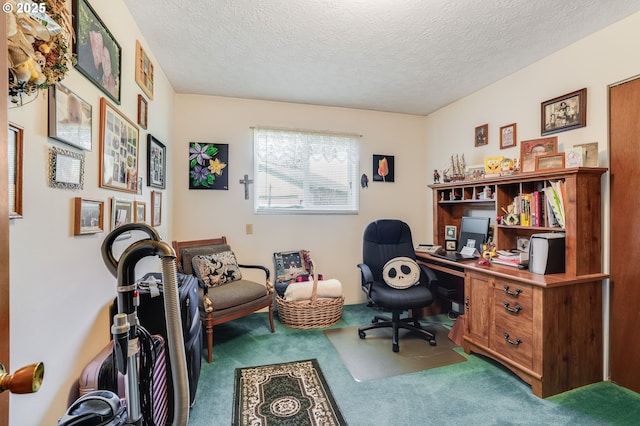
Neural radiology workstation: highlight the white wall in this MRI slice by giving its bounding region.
[424,11,640,381]
[7,1,175,424]
[171,95,428,304]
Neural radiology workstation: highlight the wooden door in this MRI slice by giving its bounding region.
[610,76,640,393]
[1,11,11,426]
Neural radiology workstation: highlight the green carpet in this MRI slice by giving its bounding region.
[189,304,640,425]
[232,359,346,425]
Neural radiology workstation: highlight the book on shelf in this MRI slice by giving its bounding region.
[543,180,565,228]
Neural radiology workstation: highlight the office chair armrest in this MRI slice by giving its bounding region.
[357,263,374,285]
[419,263,438,286]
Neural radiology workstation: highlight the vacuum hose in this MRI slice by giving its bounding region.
[100,223,190,425]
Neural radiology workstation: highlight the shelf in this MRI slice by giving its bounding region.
[496,224,563,232]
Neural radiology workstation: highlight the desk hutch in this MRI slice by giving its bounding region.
[419,167,607,398]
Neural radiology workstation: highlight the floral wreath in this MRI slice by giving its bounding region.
[7,0,75,105]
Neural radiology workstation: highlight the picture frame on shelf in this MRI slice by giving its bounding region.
[445,225,457,241]
[134,200,146,223]
[565,146,586,167]
[520,136,558,173]
[573,142,599,167]
[475,124,488,147]
[110,197,133,231]
[147,135,166,189]
[49,146,85,190]
[73,0,121,104]
[535,152,566,171]
[74,197,104,235]
[99,97,140,193]
[135,40,154,100]
[8,122,23,219]
[499,123,517,149]
[151,190,162,226]
[48,83,92,151]
[137,94,148,129]
[445,240,457,251]
[541,88,587,136]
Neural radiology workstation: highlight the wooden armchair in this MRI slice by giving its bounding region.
[172,237,275,363]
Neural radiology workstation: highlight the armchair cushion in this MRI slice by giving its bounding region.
[179,243,232,276]
[192,251,243,287]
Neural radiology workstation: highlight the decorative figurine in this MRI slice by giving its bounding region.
[433,169,440,183]
[360,173,369,188]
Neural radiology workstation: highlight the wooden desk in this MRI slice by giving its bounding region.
[417,252,606,398]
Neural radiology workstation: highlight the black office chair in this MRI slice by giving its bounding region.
[357,219,438,352]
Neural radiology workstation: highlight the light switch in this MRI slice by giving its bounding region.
[246,224,253,235]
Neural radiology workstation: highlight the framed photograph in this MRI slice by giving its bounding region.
[475,124,488,147]
[499,123,517,149]
[445,225,457,241]
[148,135,166,189]
[48,83,92,150]
[573,142,599,167]
[536,153,566,171]
[74,197,104,235]
[8,122,23,219]
[372,154,394,182]
[134,200,147,223]
[445,240,457,251]
[111,197,133,231]
[135,40,154,100]
[137,94,148,130]
[99,97,140,193]
[520,136,558,173]
[49,146,85,190]
[541,88,587,136]
[189,142,229,189]
[73,0,121,104]
[151,190,162,226]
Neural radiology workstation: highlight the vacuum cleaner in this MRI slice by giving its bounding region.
[59,223,189,425]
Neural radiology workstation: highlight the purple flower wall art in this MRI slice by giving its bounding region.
[189,142,228,189]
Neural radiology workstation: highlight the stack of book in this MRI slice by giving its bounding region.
[490,250,528,268]
[510,180,566,228]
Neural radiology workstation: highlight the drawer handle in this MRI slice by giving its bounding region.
[503,302,522,314]
[503,332,522,346]
[503,285,522,297]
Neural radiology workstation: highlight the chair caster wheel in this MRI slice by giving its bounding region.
[393,344,399,352]
[358,330,366,339]
[372,318,379,324]
[429,340,436,346]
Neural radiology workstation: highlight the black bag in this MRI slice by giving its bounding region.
[136,272,202,409]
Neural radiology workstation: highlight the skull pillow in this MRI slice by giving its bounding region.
[382,257,421,289]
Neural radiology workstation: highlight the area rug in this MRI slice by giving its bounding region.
[324,324,467,382]
[232,359,346,426]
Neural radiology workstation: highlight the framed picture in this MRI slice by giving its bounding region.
[445,240,457,251]
[49,146,85,190]
[151,190,162,226]
[99,97,140,193]
[135,40,154,100]
[565,146,586,168]
[445,225,457,241]
[74,197,104,235]
[48,83,92,151]
[137,94,148,129]
[519,136,558,173]
[499,123,517,149]
[372,154,394,182]
[573,142,599,167]
[475,124,488,147]
[73,0,121,104]
[535,153,566,171]
[189,142,229,189]
[111,197,133,231]
[147,135,166,189]
[134,200,147,223]
[541,88,587,136]
[8,122,23,219]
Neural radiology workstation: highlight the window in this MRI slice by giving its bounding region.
[253,127,359,214]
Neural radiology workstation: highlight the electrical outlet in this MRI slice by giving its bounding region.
[246,224,253,235]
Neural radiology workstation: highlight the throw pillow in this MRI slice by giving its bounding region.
[192,250,243,287]
[382,257,420,289]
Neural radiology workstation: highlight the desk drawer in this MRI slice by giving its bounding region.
[492,281,534,369]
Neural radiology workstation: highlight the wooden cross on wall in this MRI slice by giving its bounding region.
[239,174,253,200]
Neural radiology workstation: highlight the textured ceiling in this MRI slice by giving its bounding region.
[123,0,640,116]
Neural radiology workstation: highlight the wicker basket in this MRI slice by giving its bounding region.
[276,261,344,329]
